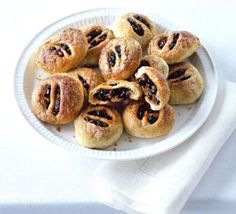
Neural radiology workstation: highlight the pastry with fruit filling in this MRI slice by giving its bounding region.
[130,54,169,80]
[89,80,142,105]
[167,62,204,104]
[36,28,88,74]
[80,24,115,67]
[99,37,142,81]
[135,66,170,110]
[74,105,123,149]
[122,101,175,138]
[67,67,104,102]
[113,13,158,48]
[32,75,84,124]
[148,31,200,64]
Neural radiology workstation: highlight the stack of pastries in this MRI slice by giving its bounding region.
[32,12,204,149]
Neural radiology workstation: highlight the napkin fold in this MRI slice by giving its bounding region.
[93,80,236,214]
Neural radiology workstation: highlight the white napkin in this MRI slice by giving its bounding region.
[93,80,236,214]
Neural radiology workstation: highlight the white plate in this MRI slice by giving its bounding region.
[14,8,218,160]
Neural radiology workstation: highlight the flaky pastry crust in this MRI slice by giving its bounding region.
[99,37,142,81]
[148,31,200,64]
[36,28,88,74]
[123,101,175,138]
[32,74,84,124]
[74,105,123,149]
[167,62,204,104]
[113,13,158,48]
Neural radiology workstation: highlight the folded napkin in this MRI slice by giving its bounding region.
[93,80,236,214]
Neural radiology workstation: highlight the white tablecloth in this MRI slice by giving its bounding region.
[1,0,236,213]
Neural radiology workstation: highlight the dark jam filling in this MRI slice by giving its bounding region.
[137,103,149,119]
[137,103,158,124]
[115,45,121,57]
[59,43,71,55]
[169,33,179,50]
[87,29,102,43]
[139,60,151,68]
[109,83,118,86]
[158,37,167,49]
[56,50,64,57]
[99,34,107,41]
[50,47,64,57]
[172,75,191,83]
[52,85,60,116]
[127,18,144,36]
[88,34,107,49]
[83,64,98,68]
[148,114,157,124]
[180,76,190,81]
[134,15,150,29]
[138,74,157,100]
[168,68,186,80]
[44,86,51,109]
[88,110,112,120]
[87,29,107,49]
[94,87,130,101]
[78,75,90,92]
[108,51,116,67]
[50,47,56,51]
[130,60,151,81]
[84,116,108,127]
[50,44,71,57]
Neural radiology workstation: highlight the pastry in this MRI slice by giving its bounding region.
[122,101,175,138]
[80,24,115,66]
[99,37,142,81]
[130,55,169,80]
[31,74,84,124]
[67,67,104,101]
[89,80,142,105]
[113,13,158,48]
[74,105,123,149]
[167,62,204,104]
[36,28,88,74]
[148,31,200,64]
[135,66,170,110]
[31,12,206,146]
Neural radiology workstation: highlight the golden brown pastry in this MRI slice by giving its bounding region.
[67,67,104,101]
[167,62,204,104]
[130,55,169,80]
[135,66,170,110]
[31,74,84,124]
[113,13,158,48]
[36,28,88,74]
[99,37,142,81]
[122,101,175,138]
[74,105,123,149]
[148,31,200,64]
[89,80,142,105]
[80,24,115,66]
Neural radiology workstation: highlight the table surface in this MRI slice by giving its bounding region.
[1,0,236,213]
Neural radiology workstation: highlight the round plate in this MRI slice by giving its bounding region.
[14,8,218,160]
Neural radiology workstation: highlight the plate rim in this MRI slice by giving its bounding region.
[14,8,218,160]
